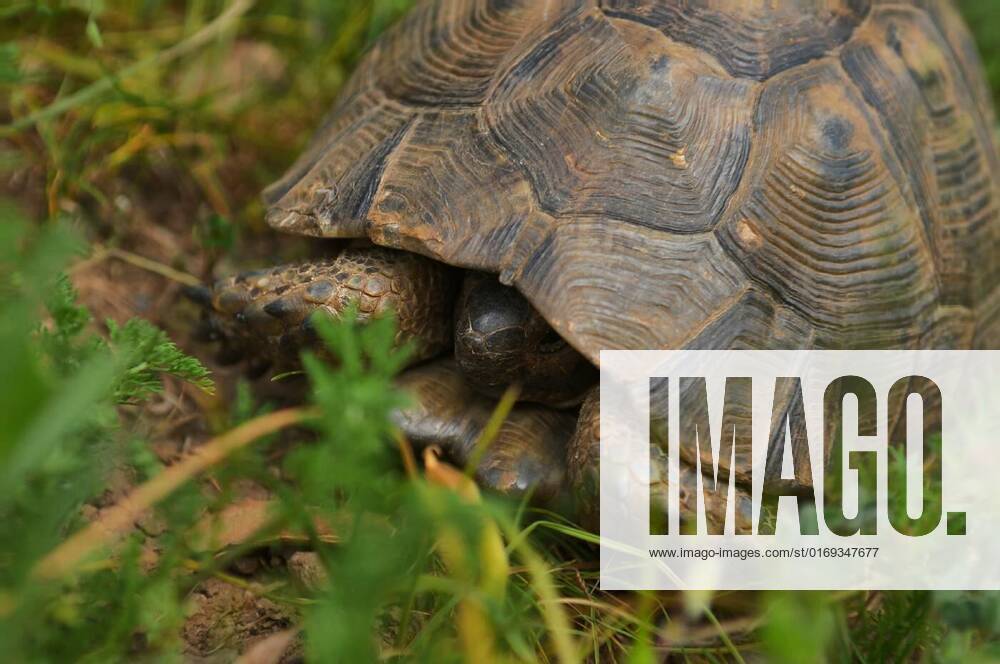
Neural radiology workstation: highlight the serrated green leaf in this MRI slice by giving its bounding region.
[107,317,214,402]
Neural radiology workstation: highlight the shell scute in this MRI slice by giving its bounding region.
[842,7,1000,308]
[599,0,870,80]
[485,12,755,233]
[717,61,940,348]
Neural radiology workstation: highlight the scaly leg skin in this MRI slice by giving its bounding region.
[190,246,456,368]
[567,388,753,532]
[394,360,575,504]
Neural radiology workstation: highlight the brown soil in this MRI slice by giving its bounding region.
[182,578,300,662]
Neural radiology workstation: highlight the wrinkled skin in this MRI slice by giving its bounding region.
[453,272,596,406]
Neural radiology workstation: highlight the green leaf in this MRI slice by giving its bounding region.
[106,317,214,402]
[0,43,21,85]
[195,214,236,251]
[762,593,835,664]
[85,17,104,49]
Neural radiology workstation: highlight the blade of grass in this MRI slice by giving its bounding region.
[424,448,510,662]
[394,430,418,480]
[463,384,519,478]
[518,518,746,661]
[32,406,312,580]
[498,514,579,664]
[701,607,747,664]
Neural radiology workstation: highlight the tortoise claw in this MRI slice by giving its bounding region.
[192,316,223,342]
[263,297,298,319]
[245,357,273,379]
[215,343,245,366]
[182,284,214,308]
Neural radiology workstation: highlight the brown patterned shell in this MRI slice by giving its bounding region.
[263,0,1000,363]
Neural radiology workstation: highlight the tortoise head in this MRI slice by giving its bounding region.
[454,272,596,406]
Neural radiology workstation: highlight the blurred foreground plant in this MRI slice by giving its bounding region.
[0,202,216,658]
[0,199,581,660]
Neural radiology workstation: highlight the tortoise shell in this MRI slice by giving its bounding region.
[263,0,1000,362]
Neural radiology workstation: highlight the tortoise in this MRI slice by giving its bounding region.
[191,0,1000,527]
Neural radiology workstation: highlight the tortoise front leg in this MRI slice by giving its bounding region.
[188,245,456,368]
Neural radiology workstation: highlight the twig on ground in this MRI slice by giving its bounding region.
[73,245,203,287]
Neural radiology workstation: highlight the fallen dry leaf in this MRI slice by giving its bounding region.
[234,628,299,664]
[191,497,338,554]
